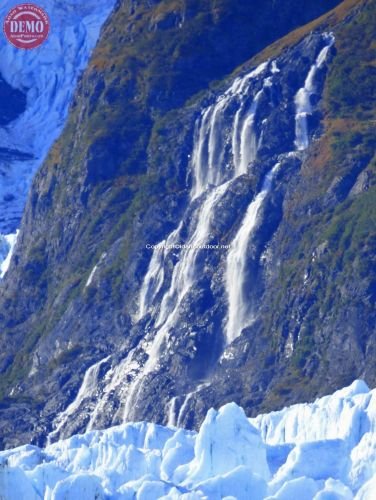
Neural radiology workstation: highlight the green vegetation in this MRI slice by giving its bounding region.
[327,5,376,118]
[0,0,372,418]
[28,0,346,318]
[267,0,375,378]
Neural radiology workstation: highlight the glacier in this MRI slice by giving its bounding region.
[0,0,115,270]
[2,380,376,499]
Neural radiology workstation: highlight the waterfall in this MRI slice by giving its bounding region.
[231,67,270,177]
[54,34,334,431]
[156,181,232,329]
[295,34,334,150]
[225,162,281,344]
[123,180,233,421]
[167,397,178,427]
[0,230,19,278]
[120,61,273,421]
[235,88,264,176]
[48,356,110,443]
[191,107,213,199]
[87,348,138,431]
[191,94,234,200]
[191,61,269,199]
[137,61,271,324]
[176,383,210,427]
[224,34,334,345]
[41,33,336,436]
[137,65,268,320]
[137,222,183,320]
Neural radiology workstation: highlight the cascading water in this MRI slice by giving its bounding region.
[225,34,334,344]
[122,180,234,420]
[175,383,210,427]
[235,87,264,176]
[136,63,273,328]
[225,162,281,344]
[295,33,335,150]
[191,61,269,199]
[137,222,183,321]
[120,61,274,421]
[156,181,232,329]
[0,231,18,278]
[50,33,335,436]
[48,356,110,443]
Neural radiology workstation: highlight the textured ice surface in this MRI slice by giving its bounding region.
[1,381,376,498]
[0,0,115,268]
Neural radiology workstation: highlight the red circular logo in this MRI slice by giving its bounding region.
[3,3,49,50]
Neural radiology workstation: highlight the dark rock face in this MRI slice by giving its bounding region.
[0,0,374,450]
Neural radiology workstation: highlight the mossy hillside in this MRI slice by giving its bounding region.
[91,0,343,109]
[261,0,375,397]
[0,0,367,434]
[255,0,366,60]
[11,0,348,319]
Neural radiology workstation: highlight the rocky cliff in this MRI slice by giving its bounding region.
[0,0,374,450]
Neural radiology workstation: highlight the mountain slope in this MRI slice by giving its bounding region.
[0,0,374,450]
[219,0,376,415]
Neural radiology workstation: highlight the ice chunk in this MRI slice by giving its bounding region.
[355,474,376,500]
[251,380,371,448]
[350,432,376,492]
[265,444,294,476]
[144,423,176,450]
[195,465,267,500]
[136,479,171,499]
[26,463,68,499]
[2,444,46,471]
[270,440,350,493]
[50,473,105,499]
[269,476,319,499]
[334,380,370,399]
[160,488,206,499]
[314,478,353,499]
[161,429,195,482]
[1,381,376,499]
[0,457,39,500]
[184,403,270,485]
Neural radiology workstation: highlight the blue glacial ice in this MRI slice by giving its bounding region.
[0,0,115,269]
[1,380,376,498]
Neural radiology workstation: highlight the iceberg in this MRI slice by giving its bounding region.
[1,381,376,498]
